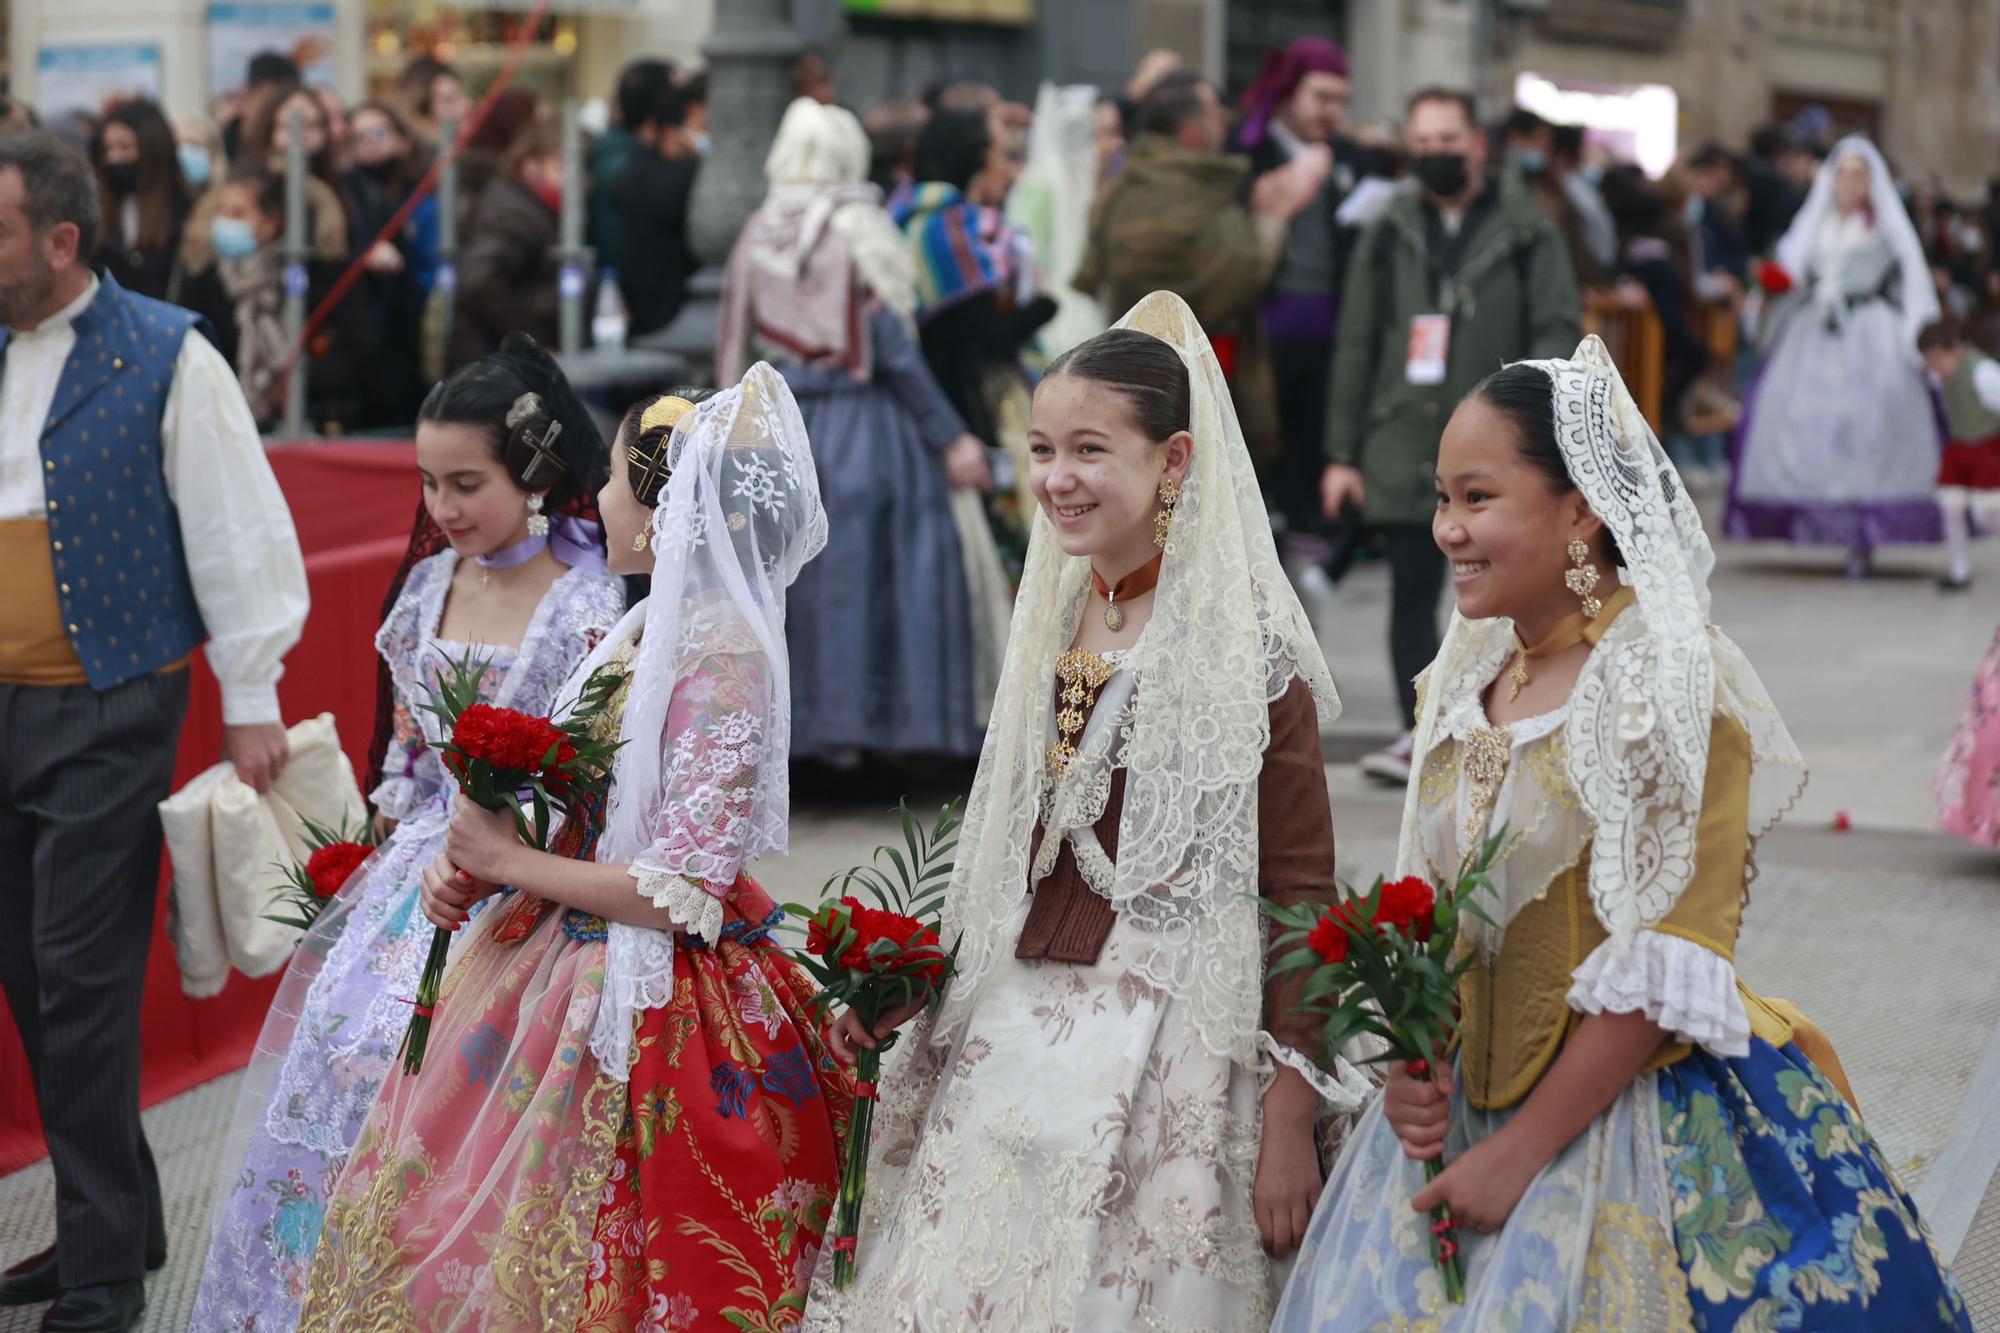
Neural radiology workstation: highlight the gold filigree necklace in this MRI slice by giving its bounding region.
[1049,649,1115,776]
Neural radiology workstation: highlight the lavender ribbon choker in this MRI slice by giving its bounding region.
[473,516,607,575]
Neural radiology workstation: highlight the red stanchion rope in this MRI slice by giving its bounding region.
[269,0,553,416]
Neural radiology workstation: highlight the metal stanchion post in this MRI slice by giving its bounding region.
[436,115,459,379]
[556,101,589,356]
[281,106,309,438]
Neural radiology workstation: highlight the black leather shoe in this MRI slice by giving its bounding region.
[1,1247,164,1308]
[39,1281,144,1332]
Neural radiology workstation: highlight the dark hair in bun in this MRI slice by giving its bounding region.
[618,386,716,506]
[1471,362,1627,568]
[419,333,606,506]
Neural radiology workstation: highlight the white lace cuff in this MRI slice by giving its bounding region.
[1566,931,1751,1058]
[588,922,678,1081]
[631,863,726,944]
[369,775,423,822]
[1256,1030,1372,1115]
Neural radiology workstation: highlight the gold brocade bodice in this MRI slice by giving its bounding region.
[1431,708,1794,1110]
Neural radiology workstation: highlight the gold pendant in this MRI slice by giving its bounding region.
[1104,600,1125,631]
[1508,655,1528,701]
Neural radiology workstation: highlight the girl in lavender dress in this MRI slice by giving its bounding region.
[188,334,624,1333]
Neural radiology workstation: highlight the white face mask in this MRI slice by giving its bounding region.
[694,131,712,157]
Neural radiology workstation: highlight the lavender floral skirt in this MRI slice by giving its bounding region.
[187,800,449,1333]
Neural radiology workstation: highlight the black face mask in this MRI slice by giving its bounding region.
[104,162,139,194]
[1413,152,1469,200]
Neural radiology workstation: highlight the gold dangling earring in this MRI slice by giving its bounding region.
[1564,537,1602,619]
[632,528,650,553]
[1154,478,1181,549]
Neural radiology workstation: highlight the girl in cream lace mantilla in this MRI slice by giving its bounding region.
[1270,337,1970,1331]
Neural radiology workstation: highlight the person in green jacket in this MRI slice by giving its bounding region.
[1319,86,1580,783]
[587,59,674,284]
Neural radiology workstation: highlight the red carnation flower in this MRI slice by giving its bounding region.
[304,841,372,899]
[452,704,566,774]
[1373,876,1437,941]
[1754,259,1794,296]
[1308,908,1352,965]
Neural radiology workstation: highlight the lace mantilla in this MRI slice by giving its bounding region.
[1398,337,1807,955]
[935,292,1340,1077]
[582,365,827,1079]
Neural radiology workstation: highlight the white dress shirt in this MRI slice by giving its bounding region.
[0,276,308,724]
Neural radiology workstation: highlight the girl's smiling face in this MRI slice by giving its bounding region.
[1027,371,1191,576]
[416,420,535,560]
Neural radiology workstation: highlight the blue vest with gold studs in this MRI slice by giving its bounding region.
[0,273,209,690]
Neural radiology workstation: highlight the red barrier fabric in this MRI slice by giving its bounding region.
[0,442,417,1175]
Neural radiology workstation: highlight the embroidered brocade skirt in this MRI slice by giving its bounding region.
[1270,1038,1970,1331]
[297,878,850,1332]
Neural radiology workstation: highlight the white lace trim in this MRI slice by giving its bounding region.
[1256,1031,1372,1115]
[368,775,424,822]
[632,863,727,942]
[1565,930,1750,1058]
[588,920,678,1081]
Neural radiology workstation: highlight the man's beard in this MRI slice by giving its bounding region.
[0,253,56,330]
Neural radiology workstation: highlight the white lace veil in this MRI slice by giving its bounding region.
[582,362,827,1075]
[933,290,1340,1073]
[1774,134,1938,344]
[1396,336,1807,949]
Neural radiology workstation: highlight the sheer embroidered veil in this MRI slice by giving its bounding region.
[573,362,828,1075]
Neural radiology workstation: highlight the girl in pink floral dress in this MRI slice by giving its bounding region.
[1938,627,2000,846]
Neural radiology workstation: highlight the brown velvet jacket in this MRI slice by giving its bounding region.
[1015,675,1335,1056]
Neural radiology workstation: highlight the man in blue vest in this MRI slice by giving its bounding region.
[0,131,307,1332]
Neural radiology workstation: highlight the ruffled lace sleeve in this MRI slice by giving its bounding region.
[1567,709,1757,1058]
[1567,931,1750,1057]
[626,646,771,944]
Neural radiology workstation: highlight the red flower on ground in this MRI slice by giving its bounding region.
[1754,259,1794,296]
[452,704,566,775]
[1372,876,1437,941]
[304,841,372,899]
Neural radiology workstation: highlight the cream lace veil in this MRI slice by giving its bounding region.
[1396,336,1807,949]
[932,290,1342,1073]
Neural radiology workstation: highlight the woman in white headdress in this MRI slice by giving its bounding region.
[1271,339,1970,1329]
[718,95,1003,767]
[297,368,854,1331]
[1727,136,1943,577]
[798,291,1371,1331]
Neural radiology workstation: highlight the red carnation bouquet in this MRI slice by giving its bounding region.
[1753,258,1794,296]
[397,652,625,1074]
[1263,832,1505,1305]
[265,812,380,932]
[786,799,962,1290]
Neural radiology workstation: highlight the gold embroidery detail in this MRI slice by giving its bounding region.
[1461,723,1513,848]
[1049,649,1114,777]
[1574,1201,1696,1332]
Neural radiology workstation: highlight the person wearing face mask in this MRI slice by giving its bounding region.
[1503,108,1610,292]
[177,168,372,431]
[87,99,193,301]
[450,91,563,369]
[1321,86,1580,785]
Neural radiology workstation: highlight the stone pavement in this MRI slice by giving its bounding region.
[3,525,1998,1331]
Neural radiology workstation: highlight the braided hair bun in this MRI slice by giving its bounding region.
[418,333,609,507]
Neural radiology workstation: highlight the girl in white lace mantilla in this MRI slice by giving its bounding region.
[1272,337,1969,1330]
[802,291,1369,1333]
[298,367,855,1331]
